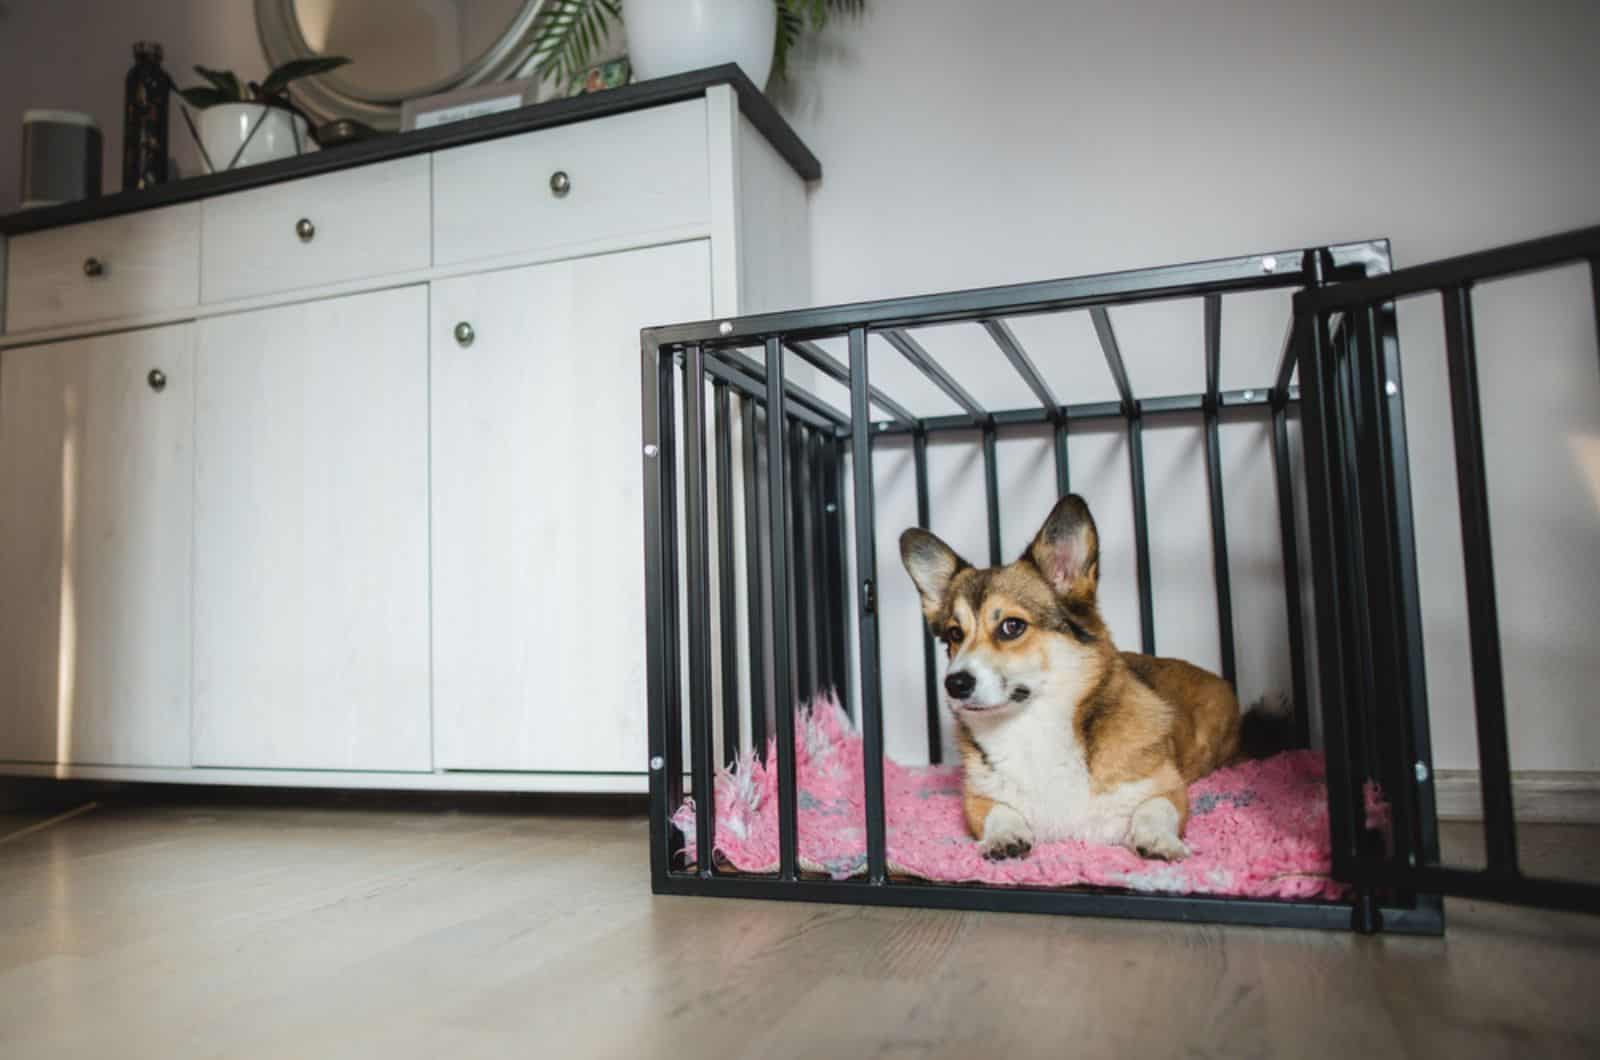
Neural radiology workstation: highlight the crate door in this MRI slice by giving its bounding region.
[1297,227,1600,918]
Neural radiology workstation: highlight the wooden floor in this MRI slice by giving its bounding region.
[0,798,1596,1059]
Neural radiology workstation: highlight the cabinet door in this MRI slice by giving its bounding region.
[431,241,712,772]
[0,325,194,766]
[192,286,430,771]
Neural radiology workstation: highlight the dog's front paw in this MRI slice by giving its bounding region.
[1128,830,1191,861]
[979,804,1034,861]
[1127,800,1191,861]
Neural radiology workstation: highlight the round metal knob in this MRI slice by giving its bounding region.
[549,170,571,198]
[147,368,167,393]
[83,257,105,278]
[453,321,475,347]
[295,218,315,242]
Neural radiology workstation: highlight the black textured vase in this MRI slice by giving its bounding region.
[121,41,169,191]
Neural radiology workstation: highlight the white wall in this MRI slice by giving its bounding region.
[778,0,1600,773]
[2,0,1597,772]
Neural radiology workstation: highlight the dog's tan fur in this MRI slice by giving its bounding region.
[901,494,1242,860]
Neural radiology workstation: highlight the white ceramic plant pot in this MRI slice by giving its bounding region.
[197,103,314,171]
[623,0,777,90]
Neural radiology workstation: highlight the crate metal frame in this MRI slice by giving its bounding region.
[641,229,1600,933]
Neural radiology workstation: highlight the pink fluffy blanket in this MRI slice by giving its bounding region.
[673,696,1348,900]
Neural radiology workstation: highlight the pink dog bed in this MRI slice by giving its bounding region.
[673,696,1351,901]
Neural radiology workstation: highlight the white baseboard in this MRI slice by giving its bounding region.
[1433,770,1600,824]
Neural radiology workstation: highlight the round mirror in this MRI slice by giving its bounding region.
[257,0,550,130]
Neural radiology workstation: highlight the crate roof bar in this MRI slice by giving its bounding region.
[982,318,1061,414]
[1089,307,1136,412]
[1272,310,1299,396]
[1201,294,1237,685]
[881,328,990,425]
[784,339,918,427]
[700,355,841,434]
[719,349,851,431]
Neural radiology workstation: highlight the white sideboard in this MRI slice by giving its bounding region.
[0,75,814,793]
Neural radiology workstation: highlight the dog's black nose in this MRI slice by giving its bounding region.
[945,671,976,700]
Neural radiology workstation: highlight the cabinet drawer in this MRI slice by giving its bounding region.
[5,204,199,333]
[432,99,709,267]
[200,155,430,303]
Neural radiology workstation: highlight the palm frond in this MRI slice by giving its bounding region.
[530,0,621,90]
[773,0,865,81]
[773,2,806,82]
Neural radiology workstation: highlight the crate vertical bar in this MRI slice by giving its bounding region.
[836,436,855,713]
[913,428,942,764]
[810,432,835,702]
[1351,306,1420,872]
[1330,321,1385,841]
[1590,258,1600,381]
[789,423,815,705]
[1294,298,1361,873]
[642,335,683,884]
[1127,413,1155,654]
[741,398,769,760]
[849,326,890,884]
[1372,293,1442,868]
[1270,392,1310,746]
[1054,420,1071,497]
[1324,311,1389,932]
[1202,294,1236,686]
[713,382,741,761]
[1441,284,1519,874]
[982,425,1002,565]
[764,338,800,880]
[682,344,718,876]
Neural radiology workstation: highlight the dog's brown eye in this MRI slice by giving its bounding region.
[943,625,963,646]
[997,617,1027,641]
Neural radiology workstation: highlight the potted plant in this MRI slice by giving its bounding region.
[170,57,349,172]
[530,0,862,93]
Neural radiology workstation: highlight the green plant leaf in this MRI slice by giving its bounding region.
[260,55,351,97]
[174,85,229,109]
[530,0,621,90]
[193,65,244,101]
[772,0,864,82]
[773,2,805,82]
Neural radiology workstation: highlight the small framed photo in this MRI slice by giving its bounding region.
[569,57,632,97]
[401,77,535,133]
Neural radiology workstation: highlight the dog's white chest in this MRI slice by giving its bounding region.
[966,709,1153,846]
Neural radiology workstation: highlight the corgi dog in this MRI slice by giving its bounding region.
[900,493,1260,862]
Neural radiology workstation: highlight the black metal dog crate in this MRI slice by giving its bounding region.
[640,226,1600,933]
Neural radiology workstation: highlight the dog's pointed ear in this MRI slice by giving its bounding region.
[899,528,967,621]
[1027,494,1099,599]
